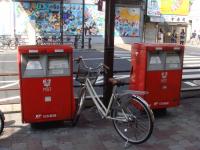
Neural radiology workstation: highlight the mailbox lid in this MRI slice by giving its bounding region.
[19,46,73,78]
[18,45,73,54]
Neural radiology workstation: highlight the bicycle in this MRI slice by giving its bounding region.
[73,57,154,144]
[0,110,5,135]
[0,35,16,50]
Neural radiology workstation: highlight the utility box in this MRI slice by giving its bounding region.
[129,43,184,109]
[18,45,75,123]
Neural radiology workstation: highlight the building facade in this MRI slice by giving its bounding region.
[0,0,145,44]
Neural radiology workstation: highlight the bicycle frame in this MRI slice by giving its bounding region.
[80,78,127,121]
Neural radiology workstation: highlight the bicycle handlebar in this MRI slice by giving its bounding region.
[74,56,110,72]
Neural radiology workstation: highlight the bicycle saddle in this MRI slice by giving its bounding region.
[108,78,127,86]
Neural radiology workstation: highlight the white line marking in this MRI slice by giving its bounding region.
[0,81,18,89]
[0,96,20,102]
[184,58,200,60]
[184,64,200,67]
[115,54,130,56]
[83,57,130,61]
[114,75,129,79]
[184,56,199,58]
[184,60,200,63]
[120,57,131,59]
[183,69,200,73]
[0,61,16,63]
[182,74,200,79]
[0,80,18,83]
[184,81,198,87]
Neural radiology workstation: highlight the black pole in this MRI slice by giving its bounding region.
[103,0,115,106]
[60,0,63,44]
[81,0,85,48]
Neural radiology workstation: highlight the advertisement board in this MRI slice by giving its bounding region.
[147,0,189,16]
[115,7,140,37]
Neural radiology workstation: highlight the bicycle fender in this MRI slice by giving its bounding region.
[119,90,149,108]
[123,90,149,96]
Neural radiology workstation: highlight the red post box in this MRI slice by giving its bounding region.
[18,45,76,123]
[129,43,184,109]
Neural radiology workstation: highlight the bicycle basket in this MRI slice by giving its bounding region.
[76,61,99,85]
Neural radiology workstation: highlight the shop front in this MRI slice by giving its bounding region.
[145,0,190,44]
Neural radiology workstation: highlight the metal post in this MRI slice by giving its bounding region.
[60,0,63,44]
[81,0,85,49]
[103,0,115,106]
[13,0,16,37]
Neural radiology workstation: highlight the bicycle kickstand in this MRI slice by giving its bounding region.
[124,139,130,149]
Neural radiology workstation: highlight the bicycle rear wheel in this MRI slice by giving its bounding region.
[112,95,154,144]
[0,111,4,135]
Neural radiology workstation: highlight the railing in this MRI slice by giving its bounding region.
[35,34,92,49]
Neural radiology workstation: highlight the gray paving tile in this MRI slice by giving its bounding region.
[1,98,200,149]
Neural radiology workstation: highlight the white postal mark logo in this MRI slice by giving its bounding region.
[43,79,52,92]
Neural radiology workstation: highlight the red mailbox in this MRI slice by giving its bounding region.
[129,43,184,109]
[18,45,75,123]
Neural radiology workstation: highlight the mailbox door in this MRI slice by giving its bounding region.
[145,71,165,108]
[21,78,73,123]
[164,70,182,107]
[164,50,183,107]
[145,71,181,108]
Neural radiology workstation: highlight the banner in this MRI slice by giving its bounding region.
[147,0,189,16]
[160,0,189,15]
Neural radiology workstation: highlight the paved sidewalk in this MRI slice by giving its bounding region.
[1,97,200,150]
[1,43,200,150]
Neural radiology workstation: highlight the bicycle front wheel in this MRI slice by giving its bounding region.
[112,95,154,144]
[72,87,86,126]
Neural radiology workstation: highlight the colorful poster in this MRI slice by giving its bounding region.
[63,4,83,35]
[115,7,140,37]
[85,5,105,35]
[63,4,105,36]
[147,0,189,16]
[15,2,60,35]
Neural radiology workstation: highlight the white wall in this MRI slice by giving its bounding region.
[189,0,200,34]
[0,1,14,35]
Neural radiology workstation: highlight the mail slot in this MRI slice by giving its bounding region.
[18,45,75,123]
[129,43,184,109]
